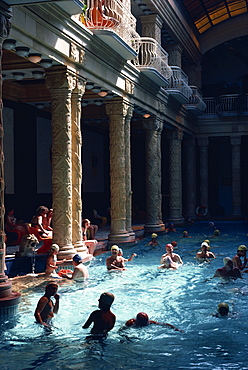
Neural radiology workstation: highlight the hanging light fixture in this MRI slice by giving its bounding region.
[98,90,108,97]
[143,113,151,118]
[105,92,116,99]
[86,82,94,90]
[3,39,16,50]
[91,86,102,93]
[94,100,103,106]
[32,70,44,79]
[35,103,45,109]
[12,72,25,81]
[39,59,53,68]
[138,3,147,10]
[28,53,42,63]
[81,100,89,107]
[143,9,151,15]
[15,46,30,57]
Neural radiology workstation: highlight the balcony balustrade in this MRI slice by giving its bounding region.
[132,37,172,86]
[184,86,206,115]
[202,94,248,116]
[166,66,192,104]
[81,0,139,59]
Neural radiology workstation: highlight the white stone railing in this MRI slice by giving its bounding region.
[167,66,192,98]
[132,37,172,80]
[82,0,139,47]
[185,86,206,112]
[203,94,248,116]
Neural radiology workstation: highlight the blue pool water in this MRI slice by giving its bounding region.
[1,222,248,370]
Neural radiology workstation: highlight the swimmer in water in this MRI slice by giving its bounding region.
[158,243,183,269]
[212,302,230,318]
[181,231,191,238]
[82,292,116,337]
[232,245,248,271]
[195,242,216,261]
[125,312,183,332]
[106,245,126,271]
[213,257,242,280]
[148,233,159,247]
[34,282,59,328]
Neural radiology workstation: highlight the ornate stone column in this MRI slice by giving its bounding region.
[184,136,196,219]
[71,76,87,251]
[139,14,163,43]
[0,5,21,316]
[125,105,135,238]
[105,99,131,243]
[143,117,165,232]
[168,128,184,224]
[166,43,183,68]
[45,66,77,259]
[197,137,209,209]
[231,136,242,216]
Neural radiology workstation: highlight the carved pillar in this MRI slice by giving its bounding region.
[168,128,184,224]
[45,67,77,259]
[197,137,209,209]
[184,137,197,219]
[139,14,163,43]
[105,99,131,242]
[184,64,202,89]
[166,43,183,68]
[231,136,242,216]
[125,105,135,237]
[71,77,87,250]
[0,5,21,316]
[143,117,165,232]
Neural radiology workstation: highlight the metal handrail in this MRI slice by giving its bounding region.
[167,66,192,98]
[82,0,139,48]
[185,86,206,111]
[132,37,172,80]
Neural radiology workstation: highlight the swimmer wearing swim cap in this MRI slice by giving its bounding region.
[148,233,159,247]
[195,242,216,260]
[125,312,183,332]
[158,244,183,269]
[232,245,248,271]
[212,302,230,317]
[213,257,242,280]
[106,245,127,271]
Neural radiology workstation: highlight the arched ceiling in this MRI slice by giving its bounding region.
[182,0,248,33]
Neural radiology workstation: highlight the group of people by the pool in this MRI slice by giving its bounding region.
[35,229,247,336]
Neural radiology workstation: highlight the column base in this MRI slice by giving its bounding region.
[168,217,185,226]
[74,240,88,253]
[108,232,137,247]
[0,291,21,317]
[58,247,77,260]
[145,223,165,233]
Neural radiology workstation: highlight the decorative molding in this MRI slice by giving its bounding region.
[70,42,85,65]
[125,79,134,95]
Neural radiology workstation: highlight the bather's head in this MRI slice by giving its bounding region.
[217,302,229,316]
[223,257,233,271]
[98,292,115,310]
[135,312,149,326]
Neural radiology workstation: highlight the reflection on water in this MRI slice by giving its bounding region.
[1,222,248,369]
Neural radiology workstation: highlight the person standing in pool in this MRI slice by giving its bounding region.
[106,245,126,271]
[213,257,242,280]
[60,254,89,281]
[195,242,216,261]
[158,243,183,269]
[34,282,60,327]
[232,245,248,271]
[125,312,183,332]
[82,292,116,336]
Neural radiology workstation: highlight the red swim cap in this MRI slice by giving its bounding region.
[166,243,173,248]
[136,312,149,326]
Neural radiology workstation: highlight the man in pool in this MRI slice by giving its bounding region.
[213,257,242,280]
[232,245,248,271]
[212,302,230,317]
[82,292,116,337]
[60,254,89,280]
[106,245,126,271]
[195,242,216,261]
[125,312,183,332]
[34,282,60,327]
[158,243,183,269]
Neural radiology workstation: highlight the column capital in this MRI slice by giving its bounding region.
[105,98,130,116]
[139,13,163,28]
[230,136,241,146]
[167,127,183,141]
[0,6,11,41]
[197,137,209,147]
[45,66,78,92]
[143,117,163,132]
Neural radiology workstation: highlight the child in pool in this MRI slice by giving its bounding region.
[148,233,159,247]
[45,244,65,278]
[125,312,183,332]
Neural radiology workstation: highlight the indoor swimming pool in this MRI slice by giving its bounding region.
[1,221,248,370]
